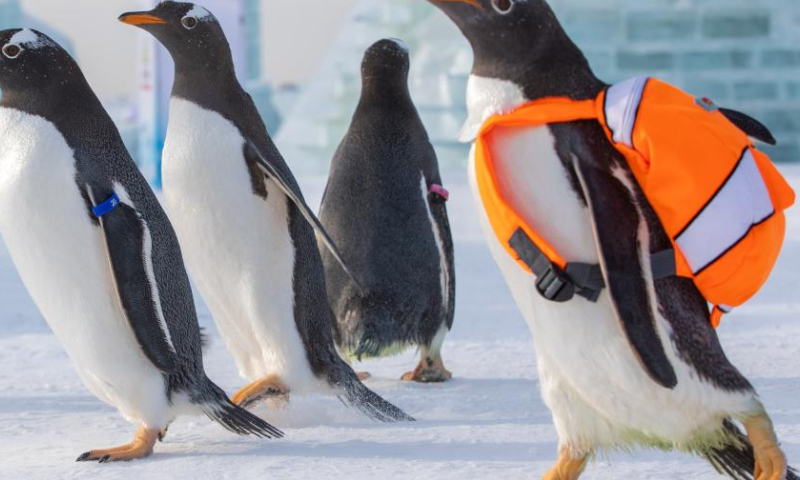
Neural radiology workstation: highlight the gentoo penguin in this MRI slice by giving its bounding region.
[319,39,456,383]
[0,29,282,462]
[427,1,795,479]
[119,2,412,422]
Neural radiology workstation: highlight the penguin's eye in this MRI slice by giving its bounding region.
[2,44,22,59]
[181,16,198,30]
[491,0,513,14]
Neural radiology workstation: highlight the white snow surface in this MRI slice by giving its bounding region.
[0,166,798,479]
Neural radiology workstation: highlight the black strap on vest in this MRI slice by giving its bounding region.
[509,228,676,304]
[509,229,605,302]
[649,249,677,280]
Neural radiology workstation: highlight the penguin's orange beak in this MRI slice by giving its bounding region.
[428,0,484,10]
[118,12,166,26]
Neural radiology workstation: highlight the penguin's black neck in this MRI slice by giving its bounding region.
[168,47,276,154]
[471,11,605,101]
[1,71,105,125]
[170,51,242,106]
[358,74,412,111]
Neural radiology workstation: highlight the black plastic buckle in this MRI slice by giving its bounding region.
[535,265,575,303]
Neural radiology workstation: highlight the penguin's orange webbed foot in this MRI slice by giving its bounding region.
[232,374,290,409]
[76,427,159,463]
[401,356,452,383]
[356,372,372,381]
[745,414,788,480]
[542,448,588,480]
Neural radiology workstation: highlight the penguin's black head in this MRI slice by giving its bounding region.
[426,0,602,100]
[0,28,81,94]
[119,2,232,74]
[361,39,411,86]
[426,0,558,64]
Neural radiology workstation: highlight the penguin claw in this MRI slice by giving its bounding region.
[745,413,789,480]
[232,374,290,409]
[75,427,159,464]
[754,444,787,480]
[76,452,92,462]
[401,357,453,383]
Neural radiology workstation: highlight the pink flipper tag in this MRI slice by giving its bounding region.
[429,184,450,202]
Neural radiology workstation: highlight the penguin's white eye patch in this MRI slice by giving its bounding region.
[2,44,23,59]
[181,16,198,30]
[491,0,513,14]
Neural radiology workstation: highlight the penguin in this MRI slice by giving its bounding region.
[0,29,282,463]
[319,39,456,383]
[119,2,412,422]
[426,1,796,480]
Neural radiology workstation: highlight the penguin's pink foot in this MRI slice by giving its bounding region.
[76,427,159,463]
[232,374,290,409]
[745,414,788,480]
[357,372,372,381]
[401,356,452,383]
[542,448,588,480]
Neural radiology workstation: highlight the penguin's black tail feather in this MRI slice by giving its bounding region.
[351,317,415,361]
[353,334,410,361]
[342,299,417,361]
[328,364,415,423]
[703,419,797,480]
[202,382,284,439]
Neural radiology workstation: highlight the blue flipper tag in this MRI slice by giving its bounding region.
[92,192,121,218]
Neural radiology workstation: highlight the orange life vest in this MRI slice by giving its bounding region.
[475,77,795,327]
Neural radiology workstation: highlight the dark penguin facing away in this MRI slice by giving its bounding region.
[119,2,412,423]
[320,39,456,383]
[0,29,281,463]
[426,1,796,480]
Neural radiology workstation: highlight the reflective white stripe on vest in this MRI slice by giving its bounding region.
[676,149,775,274]
[605,76,650,146]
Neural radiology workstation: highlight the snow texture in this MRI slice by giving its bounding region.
[0,167,797,479]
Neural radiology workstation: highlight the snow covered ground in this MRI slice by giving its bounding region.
[0,165,797,480]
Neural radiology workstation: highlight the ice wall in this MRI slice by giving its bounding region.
[277,0,800,176]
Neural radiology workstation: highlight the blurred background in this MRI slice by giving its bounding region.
[1,0,800,184]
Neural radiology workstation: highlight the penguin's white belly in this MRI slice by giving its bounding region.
[162,99,318,391]
[468,125,756,448]
[0,108,169,427]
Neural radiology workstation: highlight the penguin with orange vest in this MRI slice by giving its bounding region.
[427,0,796,479]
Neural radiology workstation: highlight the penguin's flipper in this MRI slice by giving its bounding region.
[719,108,777,145]
[423,142,456,330]
[572,158,678,389]
[428,188,456,330]
[92,193,178,374]
[243,140,361,289]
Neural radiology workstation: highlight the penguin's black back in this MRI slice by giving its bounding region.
[320,39,452,355]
